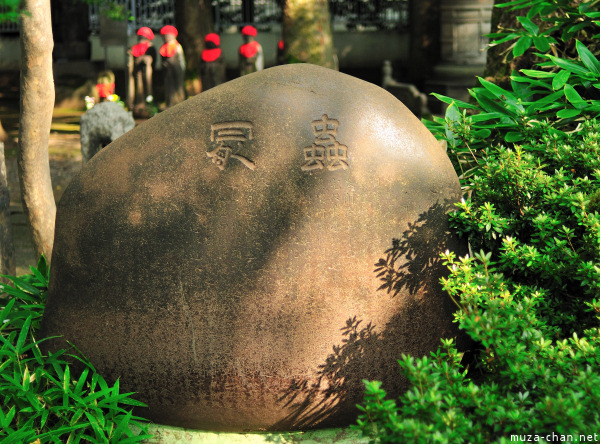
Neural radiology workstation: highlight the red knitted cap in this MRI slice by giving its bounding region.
[241,25,257,37]
[205,33,220,46]
[160,25,178,37]
[137,27,154,40]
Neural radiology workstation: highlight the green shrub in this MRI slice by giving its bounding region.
[355,1,600,442]
[0,256,152,443]
[425,0,600,186]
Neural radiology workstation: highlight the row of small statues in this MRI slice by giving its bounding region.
[125,25,264,116]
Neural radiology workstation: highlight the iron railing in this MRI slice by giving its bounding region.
[88,0,175,35]
[213,0,280,31]
[330,0,408,30]
[1,0,408,35]
[213,0,408,31]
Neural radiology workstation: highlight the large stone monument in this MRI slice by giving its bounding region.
[41,64,466,432]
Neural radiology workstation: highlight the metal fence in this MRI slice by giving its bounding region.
[213,0,409,31]
[89,0,175,35]
[330,0,409,30]
[1,0,408,35]
[213,0,281,31]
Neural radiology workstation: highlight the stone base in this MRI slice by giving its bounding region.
[426,63,485,114]
[137,425,369,443]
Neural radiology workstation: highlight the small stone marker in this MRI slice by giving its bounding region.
[79,101,135,164]
[42,64,466,432]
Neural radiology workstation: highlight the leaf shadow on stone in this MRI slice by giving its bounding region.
[270,199,465,431]
[374,199,459,298]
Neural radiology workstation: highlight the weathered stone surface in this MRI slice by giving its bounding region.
[79,101,135,164]
[41,64,466,432]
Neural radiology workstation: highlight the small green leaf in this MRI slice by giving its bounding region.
[475,93,515,116]
[525,89,565,114]
[566,21,592,39]
[532,36,550,52]
[489,33,520,45]
[74,367,90,394]
[547,55,591,76]
[445,101,461,123]
[431,93,479,110]
[521,69,555,79]
[36,254,49,280]
[15,315,32,352]
[564,84,587,109]
[473,129,492,139]
[29,265,48,288]
[576,40,600,76]
[478,77,516,101]
[552,70,571,90]
[557,108,581,118]
[505,132,524,142]
[514,36,533,57]
[517,16,539,35]
[4,276,41,297]
[470,112,505,123]
[110,410,133,441]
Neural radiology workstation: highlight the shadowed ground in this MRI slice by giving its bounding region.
[0,97,98,274]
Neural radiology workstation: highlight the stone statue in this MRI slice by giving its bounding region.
[79,101,134,165]
[200,33,226,91]
[94,70,115,103]
[276,39,285,65]
[128,27,156,117]
[381,60,430,118]
[239,25,263,76]
[159,25,186,107]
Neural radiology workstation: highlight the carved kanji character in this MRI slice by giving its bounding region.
[301,143,326,171]
[207,121,255,171]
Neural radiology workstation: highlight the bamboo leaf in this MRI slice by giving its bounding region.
[532,35,550,52]
[517,16,539,35]
[15,316,32,352]
[505,132,524,143]
[557,108,581,118]
[547,55,591,76]
[521,69,555,78]
[478,77,516,100]
[552,70,571,90]
[576,40,600,76]
[514,36,532,57]
[431,93,479,110]
[564,84,587,109]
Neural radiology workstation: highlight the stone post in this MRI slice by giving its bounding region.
[427,0,494,112]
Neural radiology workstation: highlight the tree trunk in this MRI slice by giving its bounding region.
[0,120,8,145]
[483,0,524,86]
[18,0,56,262]
[282,0,337,69]
[175,0,214,77]
[0,142,15,278]
[406,0,440,87]
[51,0,90,60]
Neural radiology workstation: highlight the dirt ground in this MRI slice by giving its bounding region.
[0,99,111,275]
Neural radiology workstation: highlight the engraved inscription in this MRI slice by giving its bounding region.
[302,114,349,172]
[207,121,256,171]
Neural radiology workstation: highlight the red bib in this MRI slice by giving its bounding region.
[160,41,179,58]
[96,83,115,98]
[239,41,259,59]
[132,41,151,57]
[202,48,222,62]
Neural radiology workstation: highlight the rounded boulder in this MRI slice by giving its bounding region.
[41,64,466,431]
